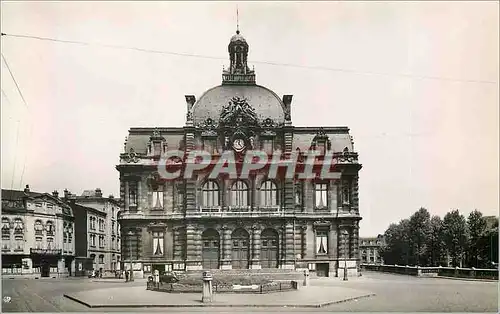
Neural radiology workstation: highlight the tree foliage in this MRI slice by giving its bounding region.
[380,208,497,268]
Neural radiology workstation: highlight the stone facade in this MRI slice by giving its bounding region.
[359,235,385,264]
[117,30,362,279]
[65,188,121,276]
[1,185,75,278]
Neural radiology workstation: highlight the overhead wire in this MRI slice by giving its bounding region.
[1,32,497,85]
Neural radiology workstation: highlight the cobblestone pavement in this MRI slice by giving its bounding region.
[1,272,498,312]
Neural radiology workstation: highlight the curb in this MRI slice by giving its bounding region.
[63,292,376,308]
[437,276,498,282]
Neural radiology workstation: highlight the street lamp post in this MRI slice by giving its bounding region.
[343,230,348,281]
[128,230,134,282]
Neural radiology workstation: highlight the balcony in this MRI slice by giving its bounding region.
[30,248,62,255]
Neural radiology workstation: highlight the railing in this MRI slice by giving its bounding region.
[222,73,256,84]
[361,264,498,280]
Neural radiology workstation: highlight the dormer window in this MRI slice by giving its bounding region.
[261,138,274,155]
[2,218,10,238]
[128,181,138,208]
[342,180,351,205]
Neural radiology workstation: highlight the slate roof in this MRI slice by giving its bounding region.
[191,84,285,127]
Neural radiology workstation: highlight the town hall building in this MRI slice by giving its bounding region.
[117,29,362,278]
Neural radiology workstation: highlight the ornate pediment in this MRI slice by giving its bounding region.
[199,118,219,137]
[219,96,259,128]
[123,148,140,163]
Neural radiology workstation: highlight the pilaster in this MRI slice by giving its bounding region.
[284,222,295,267]
[220,226,232,269]
[250,225,261,269]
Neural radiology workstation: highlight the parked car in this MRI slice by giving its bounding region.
[159,271,179,284]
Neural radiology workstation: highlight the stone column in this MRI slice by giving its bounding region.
[220,227,232,269]
[173,227,184,261]
[195,227,202,266]
[185,224,201,270]
[301,225,307,259]
[251,225,261,269]
[284,222,295,269]
[352,176,359,213]
[124,181,129,211]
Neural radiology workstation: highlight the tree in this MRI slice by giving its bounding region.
[408,208,432,266]
[466,210,487,267]
[381,219,411,265]
[428,215,445,266]
[442,210,468,267]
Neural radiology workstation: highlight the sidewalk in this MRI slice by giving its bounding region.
[64,285,375,308]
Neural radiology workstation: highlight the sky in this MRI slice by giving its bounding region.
[1,1,498,236]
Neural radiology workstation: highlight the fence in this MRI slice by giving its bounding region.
[147,280,297,294]
[361,264,498,280]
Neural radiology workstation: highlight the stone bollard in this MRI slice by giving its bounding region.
[153,269,160,289]
[303,269,310,287]
[202,271,213,303]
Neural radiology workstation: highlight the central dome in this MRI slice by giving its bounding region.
[191,84,285,127]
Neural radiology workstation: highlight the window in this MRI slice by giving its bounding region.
[63,233,67,243]
[260,180,278,207]
[261,138,274,154]
[47,237,54,249]
[152,184,164,209]
[128,181,138,207]
[99,235,104,248]
[99,255,104,264]
[112,236,116,250]
[14,236,23,251]
[13,218,23,234]
[99,219,104,231]
[231,181,249,207]
[112,221,115,235]
[46,221,54,236]
[2,218,10,238]
[202,181,220,207]
[314,183,328,209]
[35,237,42,249]
[35,202,42,207]
[152,231,164,256]
[47,204,53,209]
[203,138,218,154]
[90,234,96,247]
[316,141,326,155]
[34,220,43,235]
[316,230,328,255]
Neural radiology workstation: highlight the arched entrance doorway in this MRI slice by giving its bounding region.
[231,228,249,269]
[202,229,220,269]
[260,228,279,268]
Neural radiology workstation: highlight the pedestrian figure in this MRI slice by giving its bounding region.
[125,270,129,282]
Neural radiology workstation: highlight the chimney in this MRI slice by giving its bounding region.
[52,190,59,198]
[185,95,196,111]
[64,189,70,198]
[108,194,114,199]
[95,188,102,198]
[24,185,30,193]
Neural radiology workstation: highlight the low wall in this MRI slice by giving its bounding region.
[361,264,498,280]
[147,280,298,294]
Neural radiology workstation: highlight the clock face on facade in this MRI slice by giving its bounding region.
[233,138,246,152]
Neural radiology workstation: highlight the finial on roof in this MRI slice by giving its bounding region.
[236,6,240,34]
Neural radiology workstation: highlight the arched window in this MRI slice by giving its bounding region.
[34,220,43,235]
[260,180,278,207]
[202,181,220,207]
[231,181,249,208]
